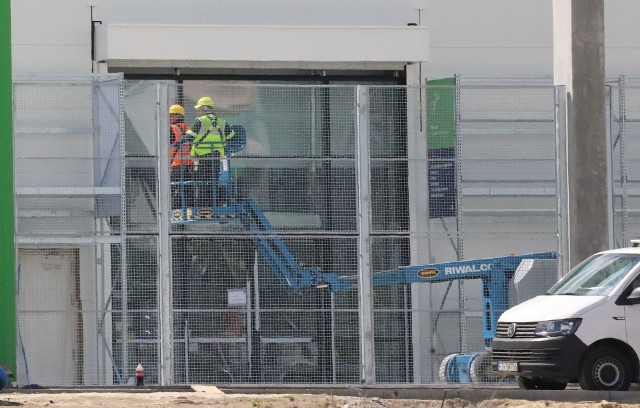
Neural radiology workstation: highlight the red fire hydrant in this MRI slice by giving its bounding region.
[135,362,144,386]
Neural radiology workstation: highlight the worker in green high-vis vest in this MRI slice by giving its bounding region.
[0,0,17,385]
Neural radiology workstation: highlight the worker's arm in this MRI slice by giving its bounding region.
[189,117,203,135]
[176,118,201,147]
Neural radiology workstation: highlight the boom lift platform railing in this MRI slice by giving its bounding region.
[169,129,557,383]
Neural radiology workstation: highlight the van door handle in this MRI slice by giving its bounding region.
[612,316,625,321]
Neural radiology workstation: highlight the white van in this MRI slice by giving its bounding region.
[491,243,640,391]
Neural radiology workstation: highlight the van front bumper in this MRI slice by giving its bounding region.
[491,335,587,382]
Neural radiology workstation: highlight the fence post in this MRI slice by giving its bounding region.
[117,75,131,384]
[555,85,569,278]
[157,83,173,385]
[356,85,376,384]
[616,75,628,246]
[406,71,431,383]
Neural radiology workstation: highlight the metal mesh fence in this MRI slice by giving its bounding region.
[14,75,637,387]
[610,77,640,247]
[14,76,123,386]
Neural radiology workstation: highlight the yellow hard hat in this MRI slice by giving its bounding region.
[194,96,215,109]
[169,104,185,116]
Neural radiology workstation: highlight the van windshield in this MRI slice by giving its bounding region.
[547,253,640,296]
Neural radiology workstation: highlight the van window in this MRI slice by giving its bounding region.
[547,253,640,296]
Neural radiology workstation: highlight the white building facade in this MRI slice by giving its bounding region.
[9,0,640,387]
[12,1,640,78]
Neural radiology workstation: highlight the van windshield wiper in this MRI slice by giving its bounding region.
[546,291,578,295]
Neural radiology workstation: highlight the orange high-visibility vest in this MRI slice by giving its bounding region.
[170,122,193,167]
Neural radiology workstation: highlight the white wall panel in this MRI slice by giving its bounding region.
[12,46,92,74]
[12,0,90,44]
[95,25,428,69]
[425,0,552,48]
[11,0,91,74]
[12,0,640,77]
[91,0,419,26]
[426,49,552,79]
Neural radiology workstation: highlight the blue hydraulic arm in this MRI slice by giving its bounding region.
[171,148,556,338]
[238,199,333,293]
[330,252,556,385]
[322,252,556,345]
[212,197,556,327]
[233,201,556,384]
[232,202,556,338]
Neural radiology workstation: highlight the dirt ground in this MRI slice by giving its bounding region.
[1,388,640,408]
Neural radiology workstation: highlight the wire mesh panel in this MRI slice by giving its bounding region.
[426,80,559,385]
[13,76,577,386]
[364,80,560,385]
[451,82,558,258]
[167,83,360,384]
[610,78,640,247]
[14,75,126,386]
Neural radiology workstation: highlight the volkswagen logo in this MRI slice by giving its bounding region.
[507,323,518,338]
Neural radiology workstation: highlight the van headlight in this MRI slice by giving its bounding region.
[534,318,582,337]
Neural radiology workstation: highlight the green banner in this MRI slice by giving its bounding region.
[0,0,16,377]
[427,77,456,149]
[427,77,457,218]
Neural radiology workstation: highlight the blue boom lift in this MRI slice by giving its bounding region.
[171,130,557,383]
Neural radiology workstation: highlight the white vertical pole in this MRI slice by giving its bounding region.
[555,85,569,279]
[406,63,431,383]
[356,85,376,384]
[157,83,173,385]
[118,74,129,383]
[616,76,627,246]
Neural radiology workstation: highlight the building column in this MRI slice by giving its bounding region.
[553,0,610,267]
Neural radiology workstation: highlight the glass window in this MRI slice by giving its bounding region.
[547,253,640,296]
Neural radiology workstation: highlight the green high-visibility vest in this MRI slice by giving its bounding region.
[188,113,235,157]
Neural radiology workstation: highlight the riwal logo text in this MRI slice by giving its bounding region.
[444,263,492,275]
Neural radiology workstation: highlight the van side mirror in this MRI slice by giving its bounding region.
[628,287,640,304]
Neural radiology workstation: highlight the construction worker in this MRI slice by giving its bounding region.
[184,96,235,207]
[168,104,193,210]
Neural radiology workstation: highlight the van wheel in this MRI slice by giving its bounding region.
[579,347,632,391]
[537,379,567,390]
[516,377,536,389]
[517,377,567,390]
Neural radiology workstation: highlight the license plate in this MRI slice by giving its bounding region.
[497,361,518,372]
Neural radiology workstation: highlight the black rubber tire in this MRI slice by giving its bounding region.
[517,377,536,390]
[578,346,632,391]
[517,377,567,390]
[536,379,568,390]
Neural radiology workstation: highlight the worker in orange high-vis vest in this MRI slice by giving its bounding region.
[169,104,193,210]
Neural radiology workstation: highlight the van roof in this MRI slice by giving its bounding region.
[603,243,640,255]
